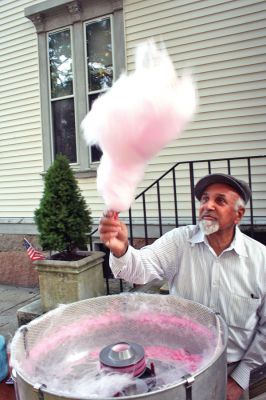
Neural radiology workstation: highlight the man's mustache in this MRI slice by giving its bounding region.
[199,212,217,219]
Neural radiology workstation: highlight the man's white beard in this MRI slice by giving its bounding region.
[199,219,219,235]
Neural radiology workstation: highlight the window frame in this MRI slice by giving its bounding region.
[24,0,125,175]
[47,25,78,165]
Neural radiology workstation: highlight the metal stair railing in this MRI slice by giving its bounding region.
[89,154,266,250]
[128,154,266,246]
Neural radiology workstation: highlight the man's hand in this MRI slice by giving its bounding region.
[227,377,245,400]
[99,211,129,258]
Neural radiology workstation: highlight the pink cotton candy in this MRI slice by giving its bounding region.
[82,40,196,212]
[145,346,202,371]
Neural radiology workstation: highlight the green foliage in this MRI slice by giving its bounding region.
[35,154,93,252]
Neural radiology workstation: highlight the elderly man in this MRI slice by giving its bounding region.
[99,173,266,400]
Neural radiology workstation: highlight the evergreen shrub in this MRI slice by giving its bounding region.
[35,154,92,256]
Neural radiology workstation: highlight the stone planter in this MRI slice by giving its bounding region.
[34,251,105,312]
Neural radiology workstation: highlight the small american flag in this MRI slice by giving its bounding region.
[23,238,46,261]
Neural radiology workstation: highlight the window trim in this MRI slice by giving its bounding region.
[24,0,125,174]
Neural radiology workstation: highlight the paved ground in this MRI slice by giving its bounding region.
[0,284,40,341]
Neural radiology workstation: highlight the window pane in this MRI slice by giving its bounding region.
[86,18,113,91]
[49,29,73,98]
[52,98,77,163]
[89,93,103,162]
[91,145,102,163]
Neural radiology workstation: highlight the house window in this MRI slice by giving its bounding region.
[48,28,77,163]
[25,0,125,173]
[85,16,114,163]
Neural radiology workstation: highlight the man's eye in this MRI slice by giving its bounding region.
[217,198,225,204]
[200,197,208,203]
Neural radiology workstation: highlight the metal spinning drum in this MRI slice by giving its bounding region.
[11,293,228,400]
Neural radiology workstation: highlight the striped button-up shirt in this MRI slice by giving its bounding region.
[110,225,266,390]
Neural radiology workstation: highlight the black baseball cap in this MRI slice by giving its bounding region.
[194,173,251,204]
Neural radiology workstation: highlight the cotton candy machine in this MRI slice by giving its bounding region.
[11,293,227,400]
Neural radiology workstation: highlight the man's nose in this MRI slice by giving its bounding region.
[204,199,216,209]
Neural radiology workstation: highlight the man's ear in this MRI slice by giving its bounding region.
[235,206,245,224]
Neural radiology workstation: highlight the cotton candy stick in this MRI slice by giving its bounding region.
[81,40,196,212]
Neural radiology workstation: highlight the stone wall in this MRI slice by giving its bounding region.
[0,234,40,287]
[0,234,39,251]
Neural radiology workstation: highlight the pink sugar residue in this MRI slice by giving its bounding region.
[24,311,213,373]
[145,346,202,372]
[134,313,213,339]
[26,314,124,366]
[89,350,100,359]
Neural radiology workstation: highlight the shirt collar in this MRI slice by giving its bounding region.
[189,225,248,257]
[231,226,248,257]
[189,226,204,244]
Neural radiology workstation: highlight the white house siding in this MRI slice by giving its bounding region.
[123,0,266,226]
[0,0,104,232]
[0,0,44,229]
